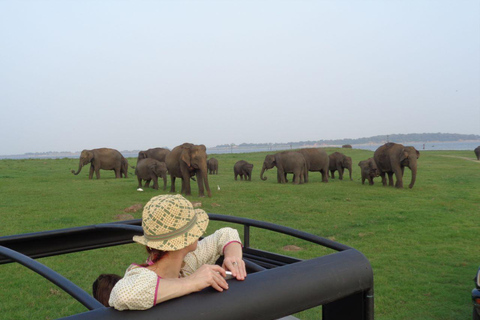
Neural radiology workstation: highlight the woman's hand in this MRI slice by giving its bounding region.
[187,264,229,292]
[222,242,246,280]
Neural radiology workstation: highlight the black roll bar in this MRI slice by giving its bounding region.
[0,214,374,319]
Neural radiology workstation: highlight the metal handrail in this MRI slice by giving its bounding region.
[0,214,361,315]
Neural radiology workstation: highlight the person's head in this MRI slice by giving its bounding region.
[92,274,122,307]
[133,194,209,255]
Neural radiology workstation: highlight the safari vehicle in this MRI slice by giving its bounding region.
[0,214,374,319]
[473,267,480,320]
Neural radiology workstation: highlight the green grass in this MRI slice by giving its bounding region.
[1,148,479,319]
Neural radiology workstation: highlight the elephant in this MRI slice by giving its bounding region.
[328,152,352,181]
[234,160,253,181]
[71,148,124,179]
[137,148,171,164]
[120,157,129,178]
[207,158,218,174]
[165,143,211,197]
[135,158,167,190]
[475,146,480,160]
[373,143,420,189]
[260,151,307,184]
[358,158,379,185]
[342,144,352,148]
[297,148,329,182]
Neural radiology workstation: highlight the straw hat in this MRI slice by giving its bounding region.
[133,194,209,251]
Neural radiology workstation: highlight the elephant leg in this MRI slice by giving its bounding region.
[170,176,176,193]
[95,167,101,179]
[387,172,394,187]
[152,176,159,190]
[89,165,94,180]
[137,177,143,188]
[163,175,167,191]
[380,173,387,186]
[393,168,403,188]
[330,170,335,179]
[182,172,192,196]
[145,179,151,188]
[235,173,238,181]
[321,169,328,183]
[114,167,121,179]
[339,168,344,180]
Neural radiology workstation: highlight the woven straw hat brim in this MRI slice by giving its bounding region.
[133,208,209,251]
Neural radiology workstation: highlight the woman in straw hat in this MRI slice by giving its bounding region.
[109,194,246,310]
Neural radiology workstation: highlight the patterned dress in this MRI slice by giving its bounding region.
[109,227,242,310]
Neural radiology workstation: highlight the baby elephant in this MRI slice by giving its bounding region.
[207,158,218,174]
[234,160,254,181]
[135,158,168,190]
[358,158,379,185]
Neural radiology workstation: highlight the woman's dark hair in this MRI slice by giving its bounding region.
[92,274,122,307]
[139,247,168,267]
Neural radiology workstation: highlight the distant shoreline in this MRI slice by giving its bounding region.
[1,140,479,159]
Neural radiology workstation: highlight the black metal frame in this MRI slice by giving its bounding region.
[0,214,374,320]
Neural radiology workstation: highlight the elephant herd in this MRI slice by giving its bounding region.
[71,143,212,197]
[71,142,422,197]
[247,143,420,189]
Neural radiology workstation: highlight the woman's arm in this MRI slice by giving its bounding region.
[222,241,246,280]
[156,264,229,304]
[182,227,242,274]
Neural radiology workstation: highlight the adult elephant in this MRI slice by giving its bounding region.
[297,148,329,182]
[165,143,211,197]
[328,152,352,181]
[135,158,167,190]
[373,143,420,189]
[475,146,480,160]
[358,158,379,185]
[137,148,170,163]
[71,148,124,179]
[260,151,307,184]
[207,158,218,174]
[234,160,253,181]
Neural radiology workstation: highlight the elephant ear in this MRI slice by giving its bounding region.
[87,151,94,162]
[415,150,420,159]
[181,148,191,167]
[400,150,409,163]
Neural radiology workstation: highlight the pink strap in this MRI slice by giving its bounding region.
[153,276,160,305]
[222,240,242,254]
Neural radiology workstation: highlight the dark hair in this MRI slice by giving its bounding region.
[92,274,122,307]
[139,247,168,267]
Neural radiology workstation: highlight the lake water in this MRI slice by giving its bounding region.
[1,141,479,159]
[208,141,480,154]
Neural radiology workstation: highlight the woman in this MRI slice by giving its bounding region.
[109,194,246,310]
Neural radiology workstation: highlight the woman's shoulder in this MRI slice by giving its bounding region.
[125,264,154,274]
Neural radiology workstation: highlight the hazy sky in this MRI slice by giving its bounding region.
[1,0,479,155]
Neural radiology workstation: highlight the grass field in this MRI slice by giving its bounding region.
[1,147,479,319]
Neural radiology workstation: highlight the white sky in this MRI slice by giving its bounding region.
[1,0,479,155]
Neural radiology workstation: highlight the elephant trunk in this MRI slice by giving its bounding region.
[197,169,211,197]
[202,168,211,197]
[260,165,268,181]
[162,173,167,191]
[408,162,417,189]
[71,162,83,175]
